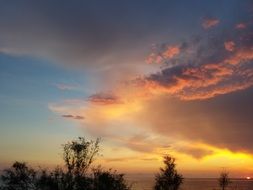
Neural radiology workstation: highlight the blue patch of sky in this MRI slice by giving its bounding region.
[0,53,90,157]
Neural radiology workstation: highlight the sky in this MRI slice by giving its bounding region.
[1,0,253,178]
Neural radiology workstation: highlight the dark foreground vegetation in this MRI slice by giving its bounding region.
[0,137,132,190]
[0,137,231,190]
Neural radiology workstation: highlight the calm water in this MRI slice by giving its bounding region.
[126,176,253,190]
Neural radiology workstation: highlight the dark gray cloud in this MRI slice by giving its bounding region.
[135,14,253,100]
[88,92,123,105]
[137,88,253,153]
[62,114,84,120]
[176,146,214,159]
[0,0,247,70]
[0,0,179,69]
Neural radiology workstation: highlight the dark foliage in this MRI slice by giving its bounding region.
[1,162,36,190]
[35,167,65,190]
[154,155,183,190]
[92,167,131,190]
[0,137,131,190]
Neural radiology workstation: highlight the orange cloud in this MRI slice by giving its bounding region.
[146,45,180,64]
[137,47,253,100]
[162,46,180,59]
[82,43,253,107]
[224,48,253,65]
[202,18,219,29]
[146,53,163,64]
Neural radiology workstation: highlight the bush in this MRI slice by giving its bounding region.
[92,167,131,190]
[1,162,36,190]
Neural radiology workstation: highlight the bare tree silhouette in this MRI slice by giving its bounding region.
[62,137,100,190]
[218,170,231,190]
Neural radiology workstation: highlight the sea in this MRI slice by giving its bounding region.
[126,175,253,190]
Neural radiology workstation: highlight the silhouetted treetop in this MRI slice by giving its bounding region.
[154,155,183,190]
[63,137,100,176]
[218,170,231,190]
[0,137,131,190]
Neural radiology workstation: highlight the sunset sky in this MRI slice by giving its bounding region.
[1,0,253,178]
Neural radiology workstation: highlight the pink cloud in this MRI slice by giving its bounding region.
[162,46,180,59]
[224,41,235,52]
[146,45,180,64]
[235,23,247,30]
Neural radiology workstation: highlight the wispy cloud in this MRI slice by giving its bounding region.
[202,17,219,29]
[54,83,80,91]
[235,23,247,30]
[146,45,180,64]
[62,114,85,120]
[224,41,235,52]
[88,92,123,105]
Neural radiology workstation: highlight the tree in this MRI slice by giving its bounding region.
[92,167,131,190]
[63,137,100,176]
[62,137,100,190]
[1,162,36,190]
[154,155,183,190]
[218,171,231,190]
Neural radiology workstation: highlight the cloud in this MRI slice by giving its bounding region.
[235,23,247,30]
[103,156,158,163]
[103,157,136,162]
[62,114,85,120]
[136,48,253,100]
[45,1,253,164]
[62,114,74,118]
[146,45,180,64]
[175,146,214,159]
[202,18,219,29]
[74,115,85,120]
[224,41,235,52]
[66,11,253,157]
[88,92,123,105]
[54,83,79,91]
[136,89,253,154]
[0,0,188,75]
[123,134,160,153]
[162,46,180,59]
[132,19,253,100]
